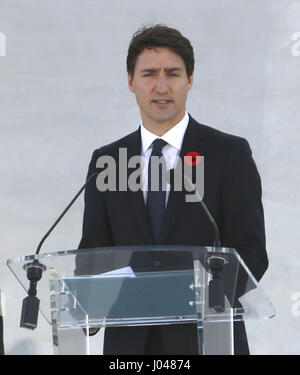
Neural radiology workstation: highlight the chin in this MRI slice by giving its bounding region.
[151,111,178,123]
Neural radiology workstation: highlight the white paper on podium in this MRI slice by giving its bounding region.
[92,266,136,278]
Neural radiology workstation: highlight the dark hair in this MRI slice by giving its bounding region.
[127,24,194,78]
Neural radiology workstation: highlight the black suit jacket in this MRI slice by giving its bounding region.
[76,114,268,354]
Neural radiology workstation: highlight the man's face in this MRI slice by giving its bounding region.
[128,47,193,134]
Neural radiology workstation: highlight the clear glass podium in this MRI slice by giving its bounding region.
[7,246,275,355]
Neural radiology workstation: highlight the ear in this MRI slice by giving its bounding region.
[187,73,194,91]
[128,73,135,93]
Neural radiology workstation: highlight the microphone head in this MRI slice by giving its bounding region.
[20,295,39,330]
[20,261,46,330]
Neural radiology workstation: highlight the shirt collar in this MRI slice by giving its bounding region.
[140,111,189,154]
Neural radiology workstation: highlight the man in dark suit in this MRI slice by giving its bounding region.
[76,25,268,355]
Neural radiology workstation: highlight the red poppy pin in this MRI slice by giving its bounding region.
[184,151,202,166]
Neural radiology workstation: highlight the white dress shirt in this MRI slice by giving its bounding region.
[140,111,189,205]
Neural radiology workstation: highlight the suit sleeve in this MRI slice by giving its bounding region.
[75,149,113,275]
[220,138,268,283]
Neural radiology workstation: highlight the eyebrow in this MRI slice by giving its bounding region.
[139,67,183,74]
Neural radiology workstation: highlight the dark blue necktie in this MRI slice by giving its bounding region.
[147,138,168,243]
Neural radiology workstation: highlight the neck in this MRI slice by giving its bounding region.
[142,111,186,136]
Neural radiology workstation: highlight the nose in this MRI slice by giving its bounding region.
[154,75,169,95]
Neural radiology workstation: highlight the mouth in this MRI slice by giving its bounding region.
[152,99,173,107]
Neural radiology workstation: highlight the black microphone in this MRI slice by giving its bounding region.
[168,168,220,247]
[20,172,99,329]
[168,168,225,313]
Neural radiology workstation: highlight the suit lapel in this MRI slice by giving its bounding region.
[125,128,154,244]
[159,115,204,244]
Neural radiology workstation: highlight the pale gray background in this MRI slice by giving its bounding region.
[0,0,299,354]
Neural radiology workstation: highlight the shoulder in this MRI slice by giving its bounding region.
[91,128,140,158]
[188,114,252,156]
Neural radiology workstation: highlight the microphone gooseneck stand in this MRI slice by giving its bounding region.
[20,172,98,329]
[181,172,227,314]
